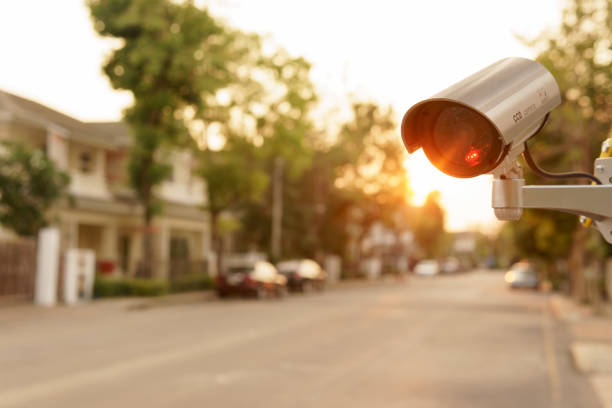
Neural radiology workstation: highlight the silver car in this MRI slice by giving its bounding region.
[505,261,539,289]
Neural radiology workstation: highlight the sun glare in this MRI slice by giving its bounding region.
[404,150,501,233]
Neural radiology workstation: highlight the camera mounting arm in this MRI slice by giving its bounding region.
[492,157,612,244]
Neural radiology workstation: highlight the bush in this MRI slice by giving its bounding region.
[128,279,169,297]
[94,275,169,298]
[93,275,130,298]
[169,273,213,293]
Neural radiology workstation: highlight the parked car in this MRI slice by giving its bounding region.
[504,261,539,289]
[414,259,440,277]
[277,259,326,292]
[216,261,287,299]
[441,257,461,274]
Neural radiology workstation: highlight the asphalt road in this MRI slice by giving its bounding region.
[0,271,602,408]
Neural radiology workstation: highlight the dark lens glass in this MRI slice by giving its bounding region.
[431,105,498,169]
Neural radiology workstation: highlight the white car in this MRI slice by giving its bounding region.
[414,260,440,277]
[277,259,326,292]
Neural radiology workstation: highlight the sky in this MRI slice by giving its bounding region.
[0,0,565,232]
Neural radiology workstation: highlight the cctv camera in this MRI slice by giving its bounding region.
[400,57,561,178]
[400,57,612,242]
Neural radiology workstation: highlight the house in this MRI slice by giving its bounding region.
[359,221,415,277]
[0,90,210,279]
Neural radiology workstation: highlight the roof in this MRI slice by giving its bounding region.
[85,122,131,147]
[0,89,131,148]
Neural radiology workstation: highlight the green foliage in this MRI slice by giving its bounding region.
[93,275,131,297]
[0,142,69,236]
[88,0,232,218]
[89,0,239,276]
[505,0,612,269]
[93,275,169,297]
[497,0,612,298]
[198,138,269,218]
[256,52,317,180]
[498,209,577,261]
[413,191,446,258]
[329,102,412,260]
[197,137,269,273]
[525,0,612,126]
[129,278,169,296]
[332,102,406,197]
[279,101,411,261]
[234,100,413,261]
[169,273,213,293]
[94,273,213,297]
[194,31,319,259]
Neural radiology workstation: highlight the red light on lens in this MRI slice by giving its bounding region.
[464,147,482,166]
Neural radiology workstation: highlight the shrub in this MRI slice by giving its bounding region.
[93,275,169,298]
[128,279,169,297]
[93,275,130,298]
[169,273,213,293]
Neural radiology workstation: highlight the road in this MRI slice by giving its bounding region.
[0,271,602,408]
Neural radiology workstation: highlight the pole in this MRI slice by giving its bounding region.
[271,157,284,260]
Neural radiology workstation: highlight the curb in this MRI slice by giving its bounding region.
[549,294,592,323]
[571,342,612,375]
[556,294,612,408]
[126,291,216,310]
[591,376,612,408]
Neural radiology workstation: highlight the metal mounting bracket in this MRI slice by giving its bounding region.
[492,157,612,244]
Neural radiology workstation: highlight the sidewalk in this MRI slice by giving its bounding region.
[0,278,401,320]
[550,295,612,408]
[0,290,216,327]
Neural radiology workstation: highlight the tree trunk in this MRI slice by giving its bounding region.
[566,123,596,302]
[142,205,154,278]
[270,157,284,262]
[140,155,154,278]
[568,226,587,302]
[211,212,223,276]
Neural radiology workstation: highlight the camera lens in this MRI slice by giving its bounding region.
[419,102,503,177]
[432,105,497,166]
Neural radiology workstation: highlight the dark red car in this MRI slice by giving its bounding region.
[216,261,287,299]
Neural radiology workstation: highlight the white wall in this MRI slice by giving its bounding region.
[46,130,69,169]
[67,142,112,200]
[159,150,206,206]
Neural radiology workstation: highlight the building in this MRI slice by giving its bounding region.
[359,221,415,278]
[0,90,210,279]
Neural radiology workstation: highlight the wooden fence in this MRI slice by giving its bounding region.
[0,239,36,299]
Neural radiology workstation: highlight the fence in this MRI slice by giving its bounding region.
[168,259,208,281]
[0,239,37,299]
[134,259,208,281]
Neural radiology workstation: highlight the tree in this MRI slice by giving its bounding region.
[239,100,412,271]
[413,191,445,258]
[208,41,318,261]
[89,0,232,275]
[330,102,411,265]
[197,138,268,274]
[0,142,69,236]
[511,0,612,299]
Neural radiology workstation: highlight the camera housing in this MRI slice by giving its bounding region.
[401,57,561,178]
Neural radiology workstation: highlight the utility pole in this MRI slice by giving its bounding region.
[271,156,284,260]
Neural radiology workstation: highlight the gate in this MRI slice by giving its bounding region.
[0,239,37,299]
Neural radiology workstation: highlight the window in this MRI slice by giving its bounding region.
[118,235,130,274]
[170,237,190,261]
[79,151,93,173]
